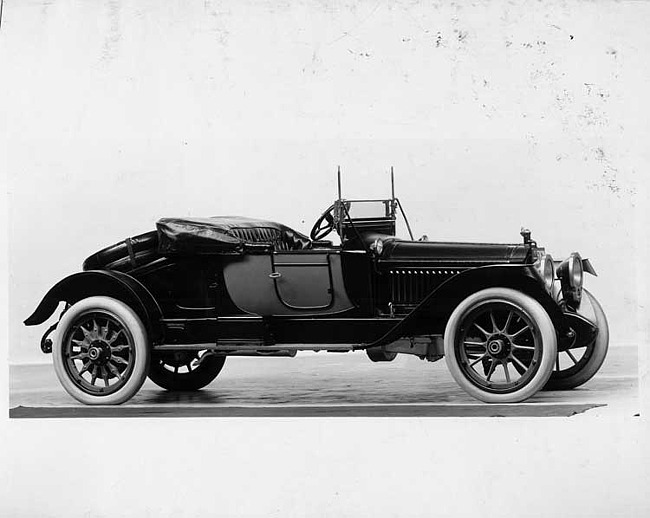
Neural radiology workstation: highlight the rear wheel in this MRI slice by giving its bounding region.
[366,347,397,362]
[444,288,557,403]
[148,351,226,391]
[544,289,609,390]
[52,296,150,405]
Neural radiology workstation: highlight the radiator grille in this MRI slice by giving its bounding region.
[389,269,462,306]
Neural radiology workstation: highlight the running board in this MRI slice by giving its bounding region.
[153,338,442,358]
[154,342,356,352]
[160,317,402,348]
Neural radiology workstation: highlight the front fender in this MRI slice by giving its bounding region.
[365,264,565,349]
[24,270,163,341]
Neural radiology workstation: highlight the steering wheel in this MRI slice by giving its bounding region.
[310,204,336,241]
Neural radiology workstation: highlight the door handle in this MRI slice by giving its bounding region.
[269,272,282,279]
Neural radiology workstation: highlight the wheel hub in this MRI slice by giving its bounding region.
[486,335,511,360]
[487,339,503,355]
[87,340,112,365]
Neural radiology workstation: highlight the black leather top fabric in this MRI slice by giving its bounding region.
[156,216,312,254]
[83,231,160,271]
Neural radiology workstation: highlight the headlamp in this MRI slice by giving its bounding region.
[557,252,584,309]
[535,251,555,293]
[372,238,384,256]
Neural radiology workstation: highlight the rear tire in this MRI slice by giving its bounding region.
[444,288,557,403]
[52,296,150,405]
[366,347,397,362]
[148,351,226,391]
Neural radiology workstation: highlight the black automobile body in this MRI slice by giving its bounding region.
[25,169,609,404]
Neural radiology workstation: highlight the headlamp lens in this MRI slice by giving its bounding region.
[373,238,384,256]
[535,251,555,292]
[543,254,555,291]
[557,252,584,310]
[570,253,583,289]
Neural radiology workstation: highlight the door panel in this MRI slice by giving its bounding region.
[273,253,332,309]
[223,252,355,317]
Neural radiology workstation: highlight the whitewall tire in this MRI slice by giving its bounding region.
[52,296,150,405]
[544,289,609,390]
[444,288,557,403]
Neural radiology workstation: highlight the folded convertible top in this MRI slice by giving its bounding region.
[156,216,312,254]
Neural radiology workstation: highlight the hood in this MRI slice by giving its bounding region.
[380,238,529,264]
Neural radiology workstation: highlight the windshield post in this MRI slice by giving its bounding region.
[396,199,415,240]
[336,166,343,236]
[337,165,342,202]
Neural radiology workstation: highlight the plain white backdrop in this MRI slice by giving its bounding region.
[4,0,647,364]
[1,1,649,516]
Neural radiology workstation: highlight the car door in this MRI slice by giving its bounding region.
[222,249,354,316]
[271,251,333,309]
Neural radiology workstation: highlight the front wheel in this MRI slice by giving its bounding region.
[444,288,557,403]
[52,296,150,405]
[544,289,609,390]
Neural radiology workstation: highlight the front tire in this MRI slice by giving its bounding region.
[444,288,557,403]
[544,289,609,390]
[52,296,150,405]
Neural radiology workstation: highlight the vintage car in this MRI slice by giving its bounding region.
[24,170,608,405]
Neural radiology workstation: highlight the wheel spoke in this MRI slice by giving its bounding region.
[78,361,91,376]
[464,340,486,347]
[510,353,528,372]
[174,364,179,375]
[90,366,98,385]
[110,355,128,366]
[196,351,213,368]
[489,311,499,333]
[555,354,560,372]
[91,319,99,337]
[69,352,88,361]
[107,329,124,345]
[474,323,491,338]
[510,326,530,339]
[503,311,513,333]
[101,321,110,340]
[503,361,511,382]
[512,344,535,351]
[111,344,131,352]
[71,339,88,348]
[469,353,487,368]
[80,324,92,339]
[485,360,497,382]
[106,362,123,380]
[102,367,109,387]
[565,349,579,365]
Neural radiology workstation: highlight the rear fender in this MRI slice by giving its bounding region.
[366,264,564,349]
[24,270,163,341]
